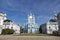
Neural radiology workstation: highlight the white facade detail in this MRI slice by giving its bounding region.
[28,12,39,33]
[0,12,7,34]
[3,22,20,34]
[0,12,20,34]
[41,21,58,34]
[46,22,58,34]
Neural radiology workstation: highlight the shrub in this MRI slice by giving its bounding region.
[1,28,15,35]
[53,31,60,36]
[57,31,60,36]
[53,31,58,36]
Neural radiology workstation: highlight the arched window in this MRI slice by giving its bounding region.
[11,27,13,29]
[49,26,52,31]
[55,27,57,30]
[49,26,51,29]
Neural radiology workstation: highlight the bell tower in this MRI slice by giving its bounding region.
[28,12,35,33]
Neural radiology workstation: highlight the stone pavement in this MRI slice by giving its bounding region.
[0,35,60,40]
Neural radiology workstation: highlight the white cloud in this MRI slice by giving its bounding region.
[37,15,53,20]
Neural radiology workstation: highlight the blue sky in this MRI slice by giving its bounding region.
[0,0,60,26]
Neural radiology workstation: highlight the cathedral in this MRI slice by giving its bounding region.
[27,12,39,33]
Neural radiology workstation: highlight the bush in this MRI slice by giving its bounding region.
[1,28,15,35]
[53,31,60,36]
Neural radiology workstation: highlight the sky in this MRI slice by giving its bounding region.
[0,0,60,27]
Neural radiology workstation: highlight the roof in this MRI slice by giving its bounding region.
[49,19,57,22]
[0,12,6,16]
[4,19,12,22]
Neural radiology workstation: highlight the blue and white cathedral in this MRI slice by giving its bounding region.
[27,12,39,33]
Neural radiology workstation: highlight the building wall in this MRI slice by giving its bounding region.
[58,20,60,31]
[0,13,6,34]
[0,12,20,34]
[41,22,58,34]
[46,22,58,34]
[0,13,6,25]
[41,23,47,34]
[3,22,20,34]
[57,13,60,31]
[0,26,2,34]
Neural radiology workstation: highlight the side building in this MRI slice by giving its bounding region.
[57,12,60,31]
[3,20,20,34]
[0,12,7,34]
[0,12,20,34]
[40,19,58,34]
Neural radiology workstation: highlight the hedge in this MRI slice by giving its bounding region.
[53,31,60,36]
[1,28,15,35]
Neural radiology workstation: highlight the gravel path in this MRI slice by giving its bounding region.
[0,35,60,40]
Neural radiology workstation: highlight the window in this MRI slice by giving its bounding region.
[55,27,57,30]
[28,27,30,29]
[49,26,51,29]
[49,26,52,31]
[11,27,13,29]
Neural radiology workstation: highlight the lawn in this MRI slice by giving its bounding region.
[16,33,49,36]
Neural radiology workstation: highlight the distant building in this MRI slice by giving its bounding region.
[40,19,58,34]
[23,24,28,33]
[27,12,39,33]
[0,12,20,34]
[57,12,60,31]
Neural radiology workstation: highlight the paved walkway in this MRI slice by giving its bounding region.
[0,35,60,40]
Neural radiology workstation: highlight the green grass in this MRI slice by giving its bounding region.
[16,33,49,36]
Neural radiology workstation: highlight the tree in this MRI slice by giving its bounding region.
[20,26,23,34]
[39,26,42,33]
